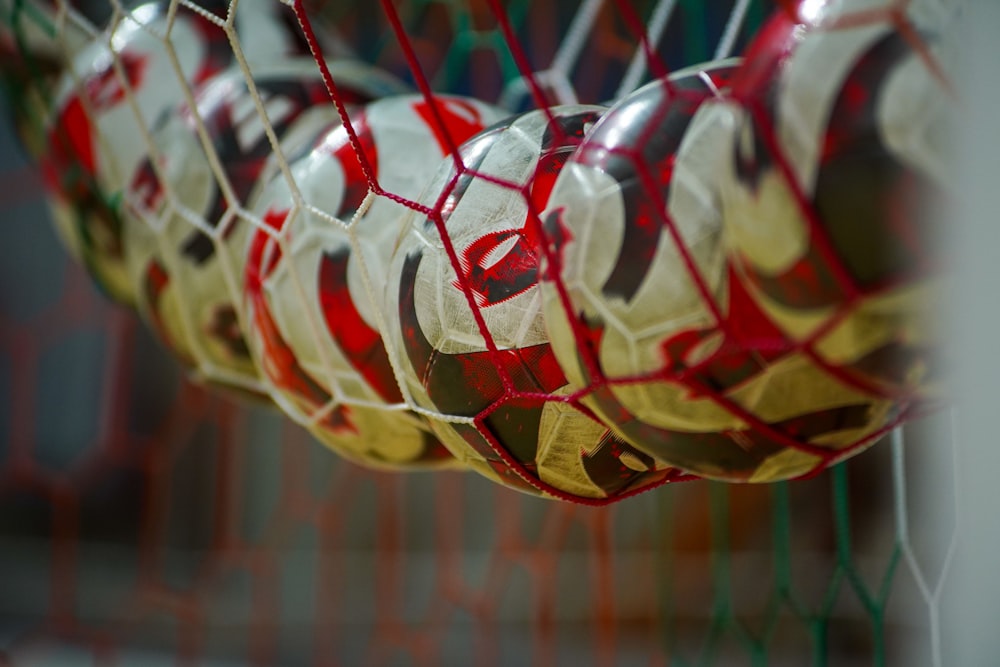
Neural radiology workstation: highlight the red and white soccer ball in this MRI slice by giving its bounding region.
[40,0,311,305]
[538,62,805,482]
[538,0,953,482]
[123,57,408,398]
[704,0,952,475]
[385,106,684,500]
[243,93,507,467]
[715,0,952,403]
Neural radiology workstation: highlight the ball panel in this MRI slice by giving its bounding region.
[538,50,921,481]
[388,106,685,500]
[244,210,453,469]
[539,66,743,477]
[536,390,672,498]
[241,94,506,469]
[123,59,408,396]
[719,0,951,404]
[37,0,325,305]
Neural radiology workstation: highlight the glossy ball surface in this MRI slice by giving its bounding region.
[386,106,683,500]
[123,58,407,397]
[41,0,309,304]
[539,0,953,482]
[244,93,506,467]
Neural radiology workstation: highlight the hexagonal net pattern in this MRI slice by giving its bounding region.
[0,0,956,665]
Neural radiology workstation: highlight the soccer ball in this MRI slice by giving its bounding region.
[39,0,314,305]
[538,0,953,482]
[717,0,952,405]
[705,0,951,476]
[537,61,832,482]
[385,106,683,501]
[244,93,507,467]
[123,58,408,398]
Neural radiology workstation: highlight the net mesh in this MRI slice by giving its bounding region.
[0,0,955,664]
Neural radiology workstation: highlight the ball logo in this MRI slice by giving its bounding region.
[456,226,540,308]
[452,110,598,308]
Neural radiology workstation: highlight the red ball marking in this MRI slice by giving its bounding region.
[42,97,95,198]
[244,208,358,436]
[412,97,492,159]
[85,50,149,110]
[661,265,790,392]
[317,249,402,404]
[322,110,377,219]
[453,122,582,308]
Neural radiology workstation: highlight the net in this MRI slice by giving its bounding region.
[0,0,956,664]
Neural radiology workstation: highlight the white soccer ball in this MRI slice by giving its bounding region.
[716,0,952,398]
[122,57,408,398]
[709,0,953,475]
[385,106,683,500]
[40,0,313,304]
[537,62,794,481]
[538,0,954,482]
[244,93,507,467]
